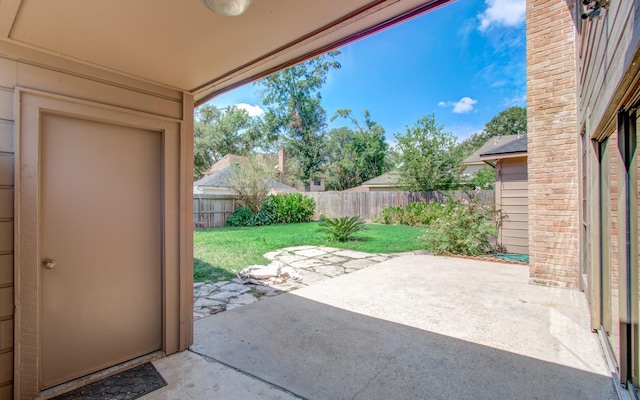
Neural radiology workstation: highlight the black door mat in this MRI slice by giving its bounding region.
[51,362,167,400]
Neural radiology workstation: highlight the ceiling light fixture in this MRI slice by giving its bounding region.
[202,0,252,16]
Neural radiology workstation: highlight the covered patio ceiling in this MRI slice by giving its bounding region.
[0,0,453,105]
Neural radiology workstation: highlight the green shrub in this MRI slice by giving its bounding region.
[378,202,446,226]
[378,206,403,224]
[267,193,315,224]
[226,207,256,227]
[226,193,315,227]
[319,215,367,242]
[420,190,497,256]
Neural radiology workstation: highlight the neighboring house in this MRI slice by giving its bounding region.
[193,165,297,195]
[359,170,403,191]
[277,148,326,192]
[194,153,297,195]
[462,134,522,176]
[201,154,247,177]
[1,2,452,398]
[480,135,528,255]
[528,0,640,394]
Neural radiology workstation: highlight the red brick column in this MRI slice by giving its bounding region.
[526,0,580,287]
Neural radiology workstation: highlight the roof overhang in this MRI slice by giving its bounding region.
[0,0,454,105]
[480,152,528,162]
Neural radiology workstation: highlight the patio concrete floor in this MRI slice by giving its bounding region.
[143,253,616,400]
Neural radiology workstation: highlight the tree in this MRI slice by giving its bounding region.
[193,104,265,180]
[469,165,496,189]
[457,106,527,157]
[395,114,463,191]
[228,155,277,213]
[324,109,388,190]
[255,51,341,185]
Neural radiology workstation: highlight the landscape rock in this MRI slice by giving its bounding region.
[239,263,281,280]
[193,245,398,320]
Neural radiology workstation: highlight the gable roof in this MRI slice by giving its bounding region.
[480,134,528,158]
[361,170,401,187]
[203,154,247,176]
[463,135,522,165]
[194,165,297,193]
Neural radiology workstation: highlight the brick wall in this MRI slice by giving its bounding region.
[526,0,580,287]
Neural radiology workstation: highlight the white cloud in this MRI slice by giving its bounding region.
[438,97,478,114]
[478,0,525,31]
[236,103,264,117]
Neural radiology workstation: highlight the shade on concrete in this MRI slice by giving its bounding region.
[150,254,615,400]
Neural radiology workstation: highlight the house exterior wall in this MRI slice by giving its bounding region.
[0,43,194,399]
[572,0,640,387]
[0,56,15,400]
[496,157,528,254]
[526,0,580,287]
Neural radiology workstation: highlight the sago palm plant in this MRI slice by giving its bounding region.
[319,216,367,242]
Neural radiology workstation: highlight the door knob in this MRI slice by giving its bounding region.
[43,259,56,270]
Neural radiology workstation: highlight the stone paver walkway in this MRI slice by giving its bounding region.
[193,245,395,320]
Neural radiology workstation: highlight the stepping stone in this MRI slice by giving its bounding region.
[311,264,345,277]
[370,256,391,262]
[218,282,251,293]
[297,269,330,285]
[294,248,328,257]
[277,254,307,264]
[333,250,373,259]
[194,298,225,308]
[194,282,205,289]
[227,293,258,307]
[320,255,349,263]
[254,285,281,296]
[343,259,377,269]
[290,259,330,269]
[208,291,237,301]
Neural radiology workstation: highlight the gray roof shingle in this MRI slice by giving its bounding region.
[361,170,401,186]
[194,165,296,193]
[480,134,528,157]
[463,135,522,165]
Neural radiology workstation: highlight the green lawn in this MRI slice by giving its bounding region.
[194,222,424,282]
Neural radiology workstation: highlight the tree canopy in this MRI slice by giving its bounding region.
[324,109,388,190]
[193,104,265,179]
[255,51,341,185]
[395,114,463,191]
[457,106,527,157]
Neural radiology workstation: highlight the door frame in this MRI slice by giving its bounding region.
[13,88,192,398]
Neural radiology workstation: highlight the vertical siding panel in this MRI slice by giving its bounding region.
[0,121,12,152]
[0,58,13,400]
[0,255,12,286]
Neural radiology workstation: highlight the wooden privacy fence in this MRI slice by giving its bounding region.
[304,190,495,221]
[194,190,495,228]
[193,194,239,228]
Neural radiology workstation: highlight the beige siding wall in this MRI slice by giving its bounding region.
[527,0,580,287]
[0,57,15,400]
[0,45,193,398]
[577,0,640,139]
[497,157,528,254]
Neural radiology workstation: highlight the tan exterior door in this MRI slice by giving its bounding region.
[39,113,162,389]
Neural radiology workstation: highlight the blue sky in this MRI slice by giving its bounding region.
[206,0,526,143]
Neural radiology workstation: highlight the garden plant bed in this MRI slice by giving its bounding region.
[448,253,529,265]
